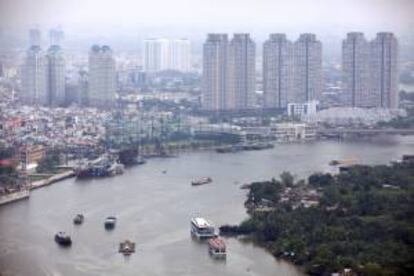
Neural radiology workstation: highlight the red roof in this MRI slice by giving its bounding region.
[208,237,226,250]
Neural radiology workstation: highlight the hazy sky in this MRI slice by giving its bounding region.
[1,0,413,36]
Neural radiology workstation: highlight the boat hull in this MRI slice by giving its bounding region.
[54,235,72,246]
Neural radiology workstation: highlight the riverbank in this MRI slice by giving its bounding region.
[220,160,414,275]
[30,170,75,190]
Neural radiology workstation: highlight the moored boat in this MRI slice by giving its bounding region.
[191,217,216,239]
[54,232,72,246]
[105,216,117,229]
[73,214,84,225]
[208,237,226,258]
[191,177,212,186]
[329,158,359,166]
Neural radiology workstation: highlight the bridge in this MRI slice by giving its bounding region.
[318,128,414,137]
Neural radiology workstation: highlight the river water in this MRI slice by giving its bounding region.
[1,136,413,276]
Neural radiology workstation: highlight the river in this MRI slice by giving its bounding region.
[1,136,413,276]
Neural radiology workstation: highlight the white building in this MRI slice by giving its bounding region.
[293,34,322,103]
[263,33,294,109]
[270,123,316,142]
[170,39,191,72]
[287,100,319,118]
[303,107,406,126]
[144,38,191,72]
[88,45,116,108]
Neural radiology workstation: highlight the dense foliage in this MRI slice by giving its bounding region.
[378,108,414,129]
[221,164,414,275]
[0,147,18,186]
[36,150,60,173]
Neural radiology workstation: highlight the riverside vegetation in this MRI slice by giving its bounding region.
[220,163,414,275]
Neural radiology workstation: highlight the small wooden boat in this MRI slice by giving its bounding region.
[73,214,84,225]
[119,240,135,256]
[55,232,72,246]
[105,216,117,230]
[191,177,212,186]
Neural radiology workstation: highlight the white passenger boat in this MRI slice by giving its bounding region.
[191,217,216,239]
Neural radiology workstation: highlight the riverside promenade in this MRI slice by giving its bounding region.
[30,170,75,190]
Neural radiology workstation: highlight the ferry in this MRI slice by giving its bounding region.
[208,237,227,259]
[191,177,212,186]
[0,189,30,206]
[191,217,216,239]
[73,214,84,225]
[54,232,72,246]
[105,216,117,229]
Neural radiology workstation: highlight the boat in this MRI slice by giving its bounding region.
[329,158,359,166]
[191,177,212,186]
[119,240,136,256]
[240,183,251,190]
[216,145,242,153]
[208,237,227,258]
[54,232,72,246]
[73,214,84,225]
[105,216,117,229]
[191,217,216,239]
[242,142,274,151]
[0,188,30,206]
[108,162,125,176]
[75,155,123,178]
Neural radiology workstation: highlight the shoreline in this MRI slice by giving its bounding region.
[30,170,75,190]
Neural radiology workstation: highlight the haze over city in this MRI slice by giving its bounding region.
[0,1,413,276]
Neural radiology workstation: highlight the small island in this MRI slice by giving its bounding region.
[220,161,414,275]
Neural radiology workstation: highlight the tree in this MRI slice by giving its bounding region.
[280,171,294,187]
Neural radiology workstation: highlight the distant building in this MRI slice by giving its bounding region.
[370,32,399,108]
[202,34,228,111]
[128,69,147,89]
[144,38,168,72]
[263,34,294,109]
[88,45,116,107]
[170,39,191,72]
[144,38,191,72]
[46,45,66,106]
[293,34,322,103]
[49,27,64,46]
[227,33,256,110]
[287,100,319,118]
[19,144,45,171]
[22,46,48,105]
[270,123,317,142]
[78,70,89,106]
[202,33,256,111]
[29,28,41,47]
[342,32,371,107]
